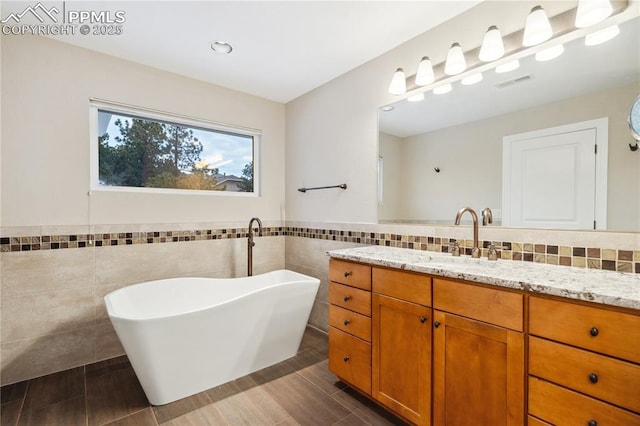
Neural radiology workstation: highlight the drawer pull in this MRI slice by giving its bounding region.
[434,321,441,328]
[588,373,598,384]
[343,356,350,362]
[589,327,599,337]
[343,295,351,302]
[343,319,350,326]
[588,420,598,426]
[344,271,352,278]
[420,316,427,323]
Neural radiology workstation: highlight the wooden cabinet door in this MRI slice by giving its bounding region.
[433,310,524,426]
[372,294,431,425]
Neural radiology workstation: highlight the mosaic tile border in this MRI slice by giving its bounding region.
[1,226,638,273]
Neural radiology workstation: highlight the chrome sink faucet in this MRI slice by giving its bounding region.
[247,217,263,276]
[454,207,480,258]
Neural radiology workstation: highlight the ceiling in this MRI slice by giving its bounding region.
[1,1,482,103]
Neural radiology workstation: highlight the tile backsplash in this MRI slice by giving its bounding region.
[2,225,638,273]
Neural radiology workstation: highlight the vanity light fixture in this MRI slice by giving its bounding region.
[415,56,435,86]
[479,26,505,62]
[575,0,613,28]
[523,5,553,47]
[210,41,233,54]
[407,93,425,102]
[585,24,620,46]
[535,44,564,61]
[461,73,483,85]
[495,59,520,73]
[388,68,407,95]
[433,83,453,95]
[444,43,467,75]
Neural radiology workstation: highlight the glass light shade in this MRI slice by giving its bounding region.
[575,0,613,28]
[479,26,505,62]
[407,93,425,102]
[495,60,520,73]
[585,25,620,46]
[433,83,453,95]
[444,43,467,75]
[523,6,552,47]
[461,73,483,86]
[388,68,406,95]
[415,56,435,86]
[535,44,564,61]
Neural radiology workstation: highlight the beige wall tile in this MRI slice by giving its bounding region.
[95,322,125,362]
[308,300,329,332]
[1,328,95,385]
[1,249,95,297]
[1,288,95,342]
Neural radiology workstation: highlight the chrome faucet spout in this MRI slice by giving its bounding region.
[247,217,263,276]
[454,207,480,258]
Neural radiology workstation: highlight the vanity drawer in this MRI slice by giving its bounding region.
[329,327,371,393]
[529,336,640,413]
[329,305,372,342]
[529,376,640,426]
[372,267,431,306]
[433,278,523,331]
[527,416,551,426]
[329,259,371,290]
[529,296,640,364]
[329,282,371,316]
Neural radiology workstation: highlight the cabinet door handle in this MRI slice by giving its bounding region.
[344,271,352,278]
[420,316,427,323]
[343,319,350,326]
[343,356,350,362]
[434,321,441,328]
[343,295,351,302]
[589,373,598,384]
[590,327,599,337]
[588,420,598,426]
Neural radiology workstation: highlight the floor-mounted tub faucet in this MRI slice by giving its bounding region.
[247,217,263,276]
[454,207,480,258]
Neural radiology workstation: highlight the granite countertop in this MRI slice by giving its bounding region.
[327,246,640,311]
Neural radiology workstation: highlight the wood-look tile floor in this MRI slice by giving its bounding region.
[0,327,409,425]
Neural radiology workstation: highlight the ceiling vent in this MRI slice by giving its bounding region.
[496,74,533,89]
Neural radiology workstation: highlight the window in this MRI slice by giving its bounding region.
[90,101,259,195]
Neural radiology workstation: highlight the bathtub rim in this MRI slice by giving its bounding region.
[104,269,320,322]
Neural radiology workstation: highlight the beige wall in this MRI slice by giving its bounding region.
[1,35,286,226]
[285,0,578,223]
[390,82,639,231]
[0,35,287,384]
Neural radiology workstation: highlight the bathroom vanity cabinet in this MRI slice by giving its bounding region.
[328,259,372,394]
[432,278,525,426]
[372,267,432,425]
[528,296,640,425]
[327,256,640,426]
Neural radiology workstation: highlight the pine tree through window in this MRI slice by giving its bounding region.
[92,104,258,195]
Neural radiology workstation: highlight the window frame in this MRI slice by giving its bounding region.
[89,99,261,197]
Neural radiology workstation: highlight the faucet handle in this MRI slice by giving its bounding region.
[450,241,461,257]
[487,243,508,260]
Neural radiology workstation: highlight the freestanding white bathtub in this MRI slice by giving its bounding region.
[105,270,320,405]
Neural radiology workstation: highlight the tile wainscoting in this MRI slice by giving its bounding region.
[1,220,638,385]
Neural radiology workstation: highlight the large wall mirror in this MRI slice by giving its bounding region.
[378,16,639,232]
